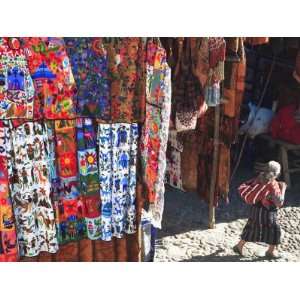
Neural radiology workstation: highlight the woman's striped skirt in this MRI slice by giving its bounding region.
[241,203,281,245]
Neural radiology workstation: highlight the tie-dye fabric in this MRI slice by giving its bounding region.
[22,37,76,119]
[0,121,18,262]
[8,121,58,257]
[0,38,35,119]
[107,38,146,123]
[54,120,87,243]
[76,118,101,240]
[64,38,111,120]
[97,123,138,241]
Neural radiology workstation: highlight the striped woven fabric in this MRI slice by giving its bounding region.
[238,178,282,207]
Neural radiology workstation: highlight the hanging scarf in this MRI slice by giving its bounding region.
[54,120,86,244]
[0,121,18,261]
[64,38,111,120]
[140,39,172,228]
[0,38,35,119]
[173,38,201,131]
[8,121,58,257]
[22,37,76,119]
[76,118,101,240]
[97,123,138,241]
[107,38,146,123]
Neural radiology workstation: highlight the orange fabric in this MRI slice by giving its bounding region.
[93,240,116,262]
[54,242,79,262]
[245,37,269,45]
[79,239,93,262]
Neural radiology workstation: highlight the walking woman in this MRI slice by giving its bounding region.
[233,161,287,259]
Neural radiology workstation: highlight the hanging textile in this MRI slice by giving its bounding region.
[64,38,111,120]
[97,123,138,241]
[22,37,76,119]
[140,40,171,228]
[245,37,269,46]
[165,129,184,191]
[0,121,18,261]
[0,38,35,119]
[196,37,226,107]
[173,38,201,131]
[8,121,58,257]
[54,120,86,244]
[107,38,146,123]
[76,118,101,239]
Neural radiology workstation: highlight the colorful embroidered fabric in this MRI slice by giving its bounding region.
[76,118,101,240]
[64,38,111,119]
[140,41,171,228]
[8,121,58,257]
[97,123,138,241]
[107,38,146,123]
[22,37,76,119]
[0,38,35,119]
[0,121,18,261]
[55,120,86,243]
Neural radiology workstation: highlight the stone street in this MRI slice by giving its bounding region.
[155,168,300,262]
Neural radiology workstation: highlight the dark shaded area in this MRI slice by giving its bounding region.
[179,249,274,262]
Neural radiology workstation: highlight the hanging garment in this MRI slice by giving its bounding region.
[0,121,18,262]
[97,123,138,241]
[181,131,200,191]
[55,120,86,244]
[245,37,269,46]
[173,38,201,131]
[107,38,146,123]
[64,38,111,120]
[0,38,35,119]
[140,40,171,228]
[270,104,300,144]
[200,37,226,107]
[22,37,76,119]
[8,121,58,257]
[76,118,101,240]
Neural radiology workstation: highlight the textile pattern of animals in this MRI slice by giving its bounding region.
[98,123,138,241]
[0,121,18,261]
[8,121,58,257]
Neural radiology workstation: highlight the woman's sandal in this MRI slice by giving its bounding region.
[233,245,243,256]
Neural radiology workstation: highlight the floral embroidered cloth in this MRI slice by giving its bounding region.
[0,121,18,261]
[76,118,101,240]
[107,38,146,123]
[140,40,171,228]
[8,121,58,257]
[97,123,138,241]
[0,38,35,119]
[54,120,87,243]
[65,38,111,120]
[22,37,76,119]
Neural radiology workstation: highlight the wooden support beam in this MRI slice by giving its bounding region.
[208,104,221,229]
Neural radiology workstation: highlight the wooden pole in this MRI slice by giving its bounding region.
[208,104,220,229]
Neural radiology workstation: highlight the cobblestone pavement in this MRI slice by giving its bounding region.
[155,167,300,262]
